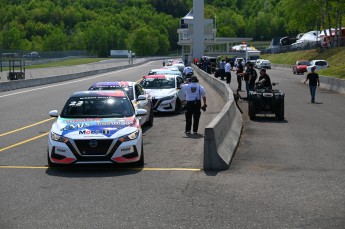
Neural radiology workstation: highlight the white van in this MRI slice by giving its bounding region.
[234,58,245,67]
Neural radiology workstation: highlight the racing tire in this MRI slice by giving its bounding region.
[276,100,285,120]
[47,150,63,167]
[293,69,296,74]
[133,144,144,166]
[248,101,256,120]
[146,108,154,126]
[174,99,181,114]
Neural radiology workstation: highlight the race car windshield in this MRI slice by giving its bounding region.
[89,86,134,100]
[140,78,176,89]
[61,96,134,118]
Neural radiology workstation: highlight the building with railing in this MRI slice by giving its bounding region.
[177,3,252,64]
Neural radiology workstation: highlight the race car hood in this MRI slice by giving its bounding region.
[144,88,176,99]
[51,116,139,140]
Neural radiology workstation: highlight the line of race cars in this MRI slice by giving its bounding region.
[47,59,188,167]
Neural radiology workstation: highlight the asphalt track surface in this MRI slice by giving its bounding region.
[0,61,345,228]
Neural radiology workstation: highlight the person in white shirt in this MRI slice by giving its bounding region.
[180,76,207,135]
[224,60,232,85]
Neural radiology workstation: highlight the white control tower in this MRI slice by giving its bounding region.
[192,0,204,60]
[177,0,252,64]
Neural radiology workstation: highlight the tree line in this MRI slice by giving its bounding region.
[1,0,344,57]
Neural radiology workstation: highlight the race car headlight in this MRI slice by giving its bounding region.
[119,129,139,142]
[161,95,175,101]
[51,131,69,143]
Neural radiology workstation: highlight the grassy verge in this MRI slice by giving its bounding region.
[261,46,345,79]
[25,58,111,69]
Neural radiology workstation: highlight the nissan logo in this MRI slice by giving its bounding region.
[89,140,98,148]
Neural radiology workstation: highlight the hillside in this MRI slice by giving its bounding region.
[262,47,345,79]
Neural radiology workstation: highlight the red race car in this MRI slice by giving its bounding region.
[293,60,310,74]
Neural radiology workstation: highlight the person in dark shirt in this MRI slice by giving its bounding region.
[236,59,244,91]
[243,62,257,98]
[257,68,272,89]
[304,67,320,103]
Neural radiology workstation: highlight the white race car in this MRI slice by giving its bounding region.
[88,81,153,126]
[148,69,182,77]
[47,90,147,166]
[139,74,184,113]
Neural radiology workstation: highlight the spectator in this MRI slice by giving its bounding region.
[236,59,244,91]
[219,59,226,80]
[257,69,272,89]
[304,66,320,103]
[225,60,232,85]
[243,62,257,99]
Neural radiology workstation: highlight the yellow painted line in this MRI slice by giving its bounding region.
[0,118,55,137]
[0,132,49,152]
[137,168,201,171]
[0,166,49,169]
[0,165,201,171]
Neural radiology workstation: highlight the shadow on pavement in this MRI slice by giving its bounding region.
[45,163,143,178]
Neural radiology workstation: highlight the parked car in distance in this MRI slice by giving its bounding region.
[254,59,263,68]
[1,53,19,58]
[23,51,40,58]
[234,58,245,67]
[293,60,310,74]
[306,60,329,72]
[258,60,271,69]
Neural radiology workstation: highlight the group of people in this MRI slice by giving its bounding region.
[177,58,320,136]
[218,59,273,99]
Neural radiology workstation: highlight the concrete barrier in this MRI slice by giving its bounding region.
[319,76,345,94]
[0,58,159,92]
[193,65,243,170]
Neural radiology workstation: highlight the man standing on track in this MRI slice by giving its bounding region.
[236,59,244,91]
[181,76,207,135]
[225,60,232,85]
[304,66,320,103]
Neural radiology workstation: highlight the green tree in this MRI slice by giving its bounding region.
[43,28,68,51]
[2,22,24,50]
[129,27,159,56]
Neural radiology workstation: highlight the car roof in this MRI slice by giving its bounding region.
[149,69,181,75]
[311,59,327,62]
[70,90,127,98]
[143,74,178,79]
[160,67,179,71]
[90,81,135,87]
